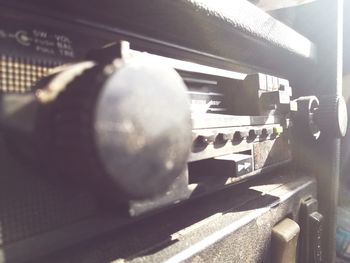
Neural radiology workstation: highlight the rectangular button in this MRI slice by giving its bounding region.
[272,218,300,263]
[213,153,253,177]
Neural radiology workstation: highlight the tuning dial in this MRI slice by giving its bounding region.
[37,57,192,200]
[315,95,348,138]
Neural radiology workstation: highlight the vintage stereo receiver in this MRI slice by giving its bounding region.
[0,2,347,262]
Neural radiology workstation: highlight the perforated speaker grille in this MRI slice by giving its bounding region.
[0,137,98,246]
[0,54,61,93]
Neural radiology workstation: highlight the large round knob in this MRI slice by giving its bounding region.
[38,57,192,200]
[315,95,348,138]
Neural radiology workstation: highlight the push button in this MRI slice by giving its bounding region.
[271,218,300,263]
[248,128,262,140]
[216,132,233,143]
[273,126,284,136]
[233,131,248,141]
[212,153,253,177]
[261,127,273,137]
[196,134,216,146]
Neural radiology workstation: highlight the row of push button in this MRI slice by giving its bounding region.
[194,126,283,147]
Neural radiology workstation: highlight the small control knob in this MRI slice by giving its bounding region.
[292,95,347,140]
[315,95,348,138]
[233,131,248,141]
[292,96,321,140]
[37,57,192,200]
[216,132,233,143]
[248,128,262,139]
[261,127,272,137]
[196,134,216,146]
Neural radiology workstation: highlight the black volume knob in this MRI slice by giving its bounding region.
[315,95,348,138]
[39,57,192,200]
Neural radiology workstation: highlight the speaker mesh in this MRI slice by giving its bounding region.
[0,54,61,93]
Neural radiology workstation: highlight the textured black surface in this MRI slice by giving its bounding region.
[36,172,316,263]
[0,135,97,246]
[3,0,315,76]
[272,3,344,261]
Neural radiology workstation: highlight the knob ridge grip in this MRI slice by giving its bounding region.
[316,95,348,138]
